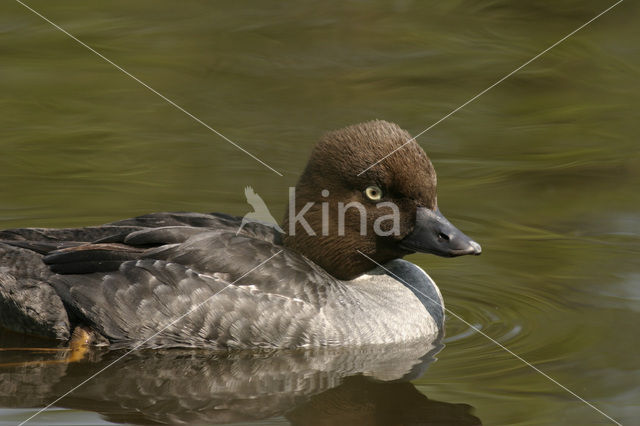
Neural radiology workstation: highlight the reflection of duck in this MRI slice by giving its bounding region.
[0,120,481,349]
[288,376,481,426]
[0,331,481,425]
[236,186,284,234]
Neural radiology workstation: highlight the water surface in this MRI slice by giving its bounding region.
[1,1,638,424]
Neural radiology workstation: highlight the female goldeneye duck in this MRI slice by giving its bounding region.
[0,120,480,349]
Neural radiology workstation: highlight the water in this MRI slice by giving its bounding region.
[1,1,638,424]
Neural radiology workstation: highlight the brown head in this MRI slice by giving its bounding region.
[282,120,480,280]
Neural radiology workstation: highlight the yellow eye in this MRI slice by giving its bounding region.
[364,185,383,201]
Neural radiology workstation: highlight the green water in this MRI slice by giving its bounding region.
[1,1,638,424]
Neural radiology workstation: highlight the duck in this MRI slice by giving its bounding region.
[0,120,481,349]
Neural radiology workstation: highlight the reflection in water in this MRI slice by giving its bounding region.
[0,331,480,425]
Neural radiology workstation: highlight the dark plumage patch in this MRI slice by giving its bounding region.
[44,244,145,274]
[0,243,70,339]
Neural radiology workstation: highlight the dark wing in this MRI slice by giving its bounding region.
[0,211,269,248]
[0,212,279,275]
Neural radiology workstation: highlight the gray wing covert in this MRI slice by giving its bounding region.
[144,230,336,305]
[52,259,321,349]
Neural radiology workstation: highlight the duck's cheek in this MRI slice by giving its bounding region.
[380,200,417,239]
[371,202,403,237]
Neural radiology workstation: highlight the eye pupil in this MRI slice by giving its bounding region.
[365,186,382,200]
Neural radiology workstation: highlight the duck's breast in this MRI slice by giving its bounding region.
[315,267,441,346]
